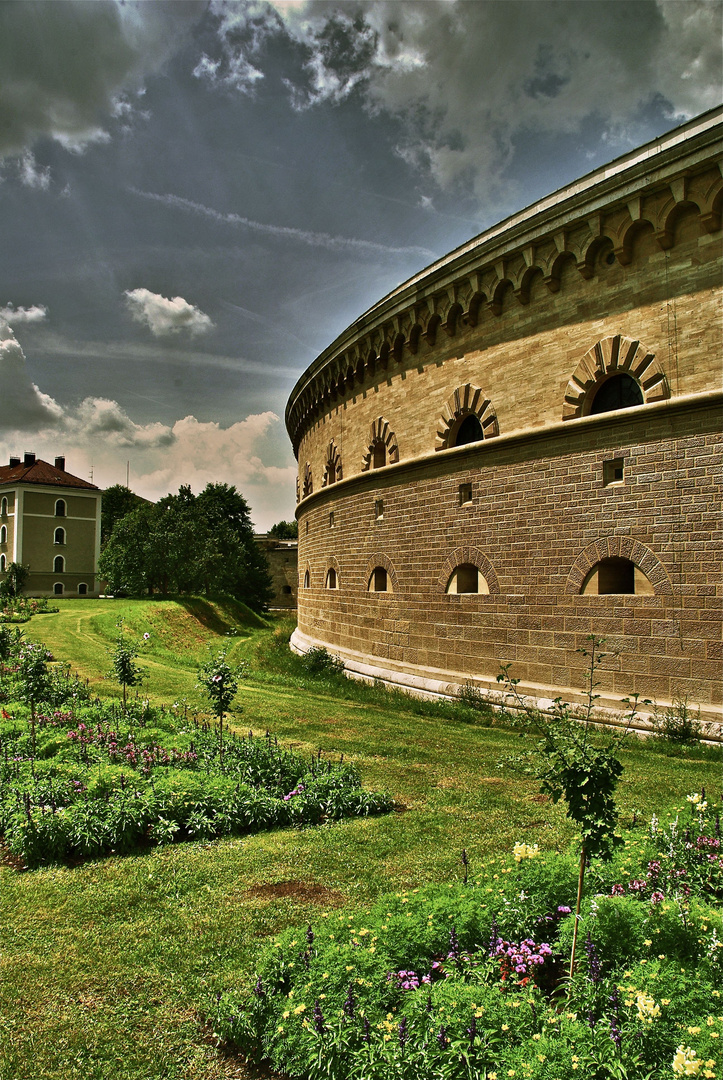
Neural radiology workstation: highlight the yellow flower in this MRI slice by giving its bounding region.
[636,992,660,1026]
[673,1044,702,1077]
[502,1024,509,1031]
[293,1004,306,1015]
[532,1033,541,1041]
[322,973,329,979]
[282,1010,290,1019]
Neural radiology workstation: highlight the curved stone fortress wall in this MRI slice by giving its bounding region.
[286,109,723,720]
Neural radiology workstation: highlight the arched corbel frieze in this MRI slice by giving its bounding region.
[361,417,399,471]
[322,441,342,487]
[436,546,500,595]
[565,537,673,596]
[562,335,670,421]
[435,385,499,450]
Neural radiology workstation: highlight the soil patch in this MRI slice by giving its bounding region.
[243,881,345,906]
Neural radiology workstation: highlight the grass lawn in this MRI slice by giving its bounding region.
[1,599,718,1079]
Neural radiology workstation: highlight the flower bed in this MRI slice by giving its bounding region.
[0,636,392,868]
[210,797,722,1079]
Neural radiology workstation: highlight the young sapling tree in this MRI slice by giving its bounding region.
[17,640,54,769]
[111,620,146,713]
[197,648,247,765]
[497,635,647,980]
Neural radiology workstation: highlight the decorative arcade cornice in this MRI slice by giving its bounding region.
[285,108,722,457]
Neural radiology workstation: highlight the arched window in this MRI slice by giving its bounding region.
[78,583,88,595]
[0,498,7,517]
[55,499,66,517]
[590,373,644,415]
[54,582,63,596]
[325,567,338,590]
[0,554,5,572]
[54,527,65,545]
[53,554,64,573]
[446,563,490,595]
[303,569,310,589]
[452,414,484,447]
[372,441,386,469]
[368,567,388,592]
[0,525,6,544]
[581,557,653,596]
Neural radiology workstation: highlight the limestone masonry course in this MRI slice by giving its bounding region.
[287,107,723,723]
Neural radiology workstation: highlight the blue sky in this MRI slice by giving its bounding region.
[1,0,720,528]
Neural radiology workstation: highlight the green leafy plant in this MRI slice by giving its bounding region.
[197,647,247,764]
[110,619,145,712]
[496,636,647,981]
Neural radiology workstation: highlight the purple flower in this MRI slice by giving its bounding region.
[313,1000,326,1035]
[398,1017,408,1049]
[436,1025,448,1049]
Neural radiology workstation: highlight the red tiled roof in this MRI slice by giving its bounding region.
[0,459,99,490]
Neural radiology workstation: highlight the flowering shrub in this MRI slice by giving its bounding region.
[210,803,723,1079]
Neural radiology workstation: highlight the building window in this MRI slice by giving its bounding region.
[446,563,490,595]
[329,511,335,528]
[603,458,625,486]
[372,441,386,469]
[55,499,66,517]
[0,525,6,544]
[581,557,654,595]
[78,583,88,595]
[452,414,484,447]
[0,554,5,572]
[368,567,388,592]
[54,527,66,545]
[459,483,473,505]
[54,582,64,595]
[0,498,7,517]
[374,499,384,521]
[53,554,64,573]
[303,569,310,588]
[590,373,643,415]
[325,567,338,589]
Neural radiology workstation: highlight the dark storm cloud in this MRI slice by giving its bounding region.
[0,0,204,160]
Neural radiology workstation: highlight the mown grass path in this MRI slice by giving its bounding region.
[1,599,718,1079]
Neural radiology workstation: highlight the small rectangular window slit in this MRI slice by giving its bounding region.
[603,458,625,487]
[374,499,384,521]
[329,511,335,528]
[459,482,473,505]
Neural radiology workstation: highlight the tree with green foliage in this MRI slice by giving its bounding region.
[101,485,146,546]
[268,520,298,539]
[99,483,273,611]
[0,561,30,599]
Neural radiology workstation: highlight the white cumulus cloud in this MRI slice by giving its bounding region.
[0,322,64,429]
[0,303,48,325]
[124,288,214,338]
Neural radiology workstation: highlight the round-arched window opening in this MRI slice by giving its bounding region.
[446,563,490,595]
[54,527,65,545]
[0,554,5,571]
[53,555,64,573]
[1,498,7,517]
[325,567,338,590]
[368,567,388,592]
[580,556,654,596]
[372,441,386,469]
[0,525,6,544]
[78,583,88,595]
[453,414,484,447]
[55,499,66,517]
[589,373,643,415]
[303,569,310,589]
[54,582,63,596]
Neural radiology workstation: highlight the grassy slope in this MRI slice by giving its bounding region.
[1,599,718,1080]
